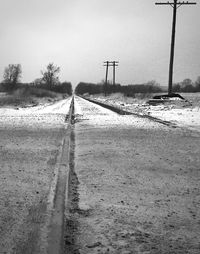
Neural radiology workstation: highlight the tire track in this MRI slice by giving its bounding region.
[42,96,75,254]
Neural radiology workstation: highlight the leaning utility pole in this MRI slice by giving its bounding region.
[155,0,196,95]
[103,61,110,96]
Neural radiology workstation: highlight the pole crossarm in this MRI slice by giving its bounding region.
[103,61,119,66]
[155,1,196,6]
[112,61,119,67]
[103,61,113,66]
[103,61,119,88]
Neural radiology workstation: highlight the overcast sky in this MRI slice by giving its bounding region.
[0,0,200,87]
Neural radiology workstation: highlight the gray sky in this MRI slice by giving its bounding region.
[0,0,200,87]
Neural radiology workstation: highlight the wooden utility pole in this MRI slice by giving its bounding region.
[112,61,119,86]
[103,61,110,96]
[104,61,109,85]
[155,1,196,95]
[103,61,119,95]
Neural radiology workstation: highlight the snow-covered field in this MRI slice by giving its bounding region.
[88,93,200,132]
[0,98,72,129]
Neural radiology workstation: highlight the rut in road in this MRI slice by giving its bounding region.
[46,97,76,254]
[64,127,81,254]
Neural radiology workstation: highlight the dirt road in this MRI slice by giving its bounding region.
[0,98,72,253]
[0,95,200,253]
[66,96,200,253]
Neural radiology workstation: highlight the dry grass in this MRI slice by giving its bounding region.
[0,87,66,107]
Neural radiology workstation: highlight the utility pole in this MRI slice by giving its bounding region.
[112,61,119,86]
[103,61,110,96]
[103,61,119,95]
[155,1,196,95]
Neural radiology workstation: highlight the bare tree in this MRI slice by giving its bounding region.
[3,64,22,89]
[195,76,200,92]
[41,63,60,88]
[181,78,195,92]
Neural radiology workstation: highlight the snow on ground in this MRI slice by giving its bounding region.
[0,96,73,253]
[0,97,72,129]
[74,96,169,130]
[147,106,200,131]
[72,94,200,254]
[88,93,200,132]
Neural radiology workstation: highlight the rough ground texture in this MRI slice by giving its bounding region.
[66,96,200,254]
[0,98,72,253]
[88,92,200,132]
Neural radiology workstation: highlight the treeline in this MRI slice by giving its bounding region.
[0,63,72,95]
[0,82,72,95]
[75,81,162,96]
[172,78,200,93]
[122,82,162,97]
[75,82,103,95]
[75,77,200,96]
[30,81,72,94]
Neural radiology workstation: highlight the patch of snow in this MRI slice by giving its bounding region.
[74,96,168,130]
[89,93,200,132]
[0,98,72,129]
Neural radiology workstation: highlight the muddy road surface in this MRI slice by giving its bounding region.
[0,98,72,254]
[65,96,200,254]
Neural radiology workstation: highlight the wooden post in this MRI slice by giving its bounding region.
[104,61,109,96]
[112,61,119,86]
[103,61,119,95]
[155,1,196,95]
[168,0,177,94]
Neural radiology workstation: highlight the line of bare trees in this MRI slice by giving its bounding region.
[172,77,200,93]
[75,77,200,96]
[75,80,162,96]
[1,63,72,95]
